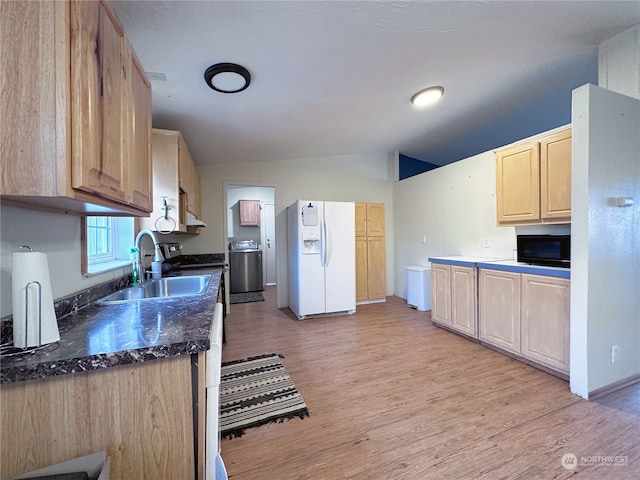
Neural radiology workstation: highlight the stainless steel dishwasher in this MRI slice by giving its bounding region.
[229,240,263,293]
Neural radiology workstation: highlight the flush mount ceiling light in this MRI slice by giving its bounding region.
[411,86,444,107]
[204,63,251,93]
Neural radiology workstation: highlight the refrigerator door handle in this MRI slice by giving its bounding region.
[321,218,328,267]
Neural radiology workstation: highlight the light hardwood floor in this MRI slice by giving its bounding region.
[221,287,640,479]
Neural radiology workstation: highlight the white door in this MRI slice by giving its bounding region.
[323,201,356,314]
[261,203,277,286]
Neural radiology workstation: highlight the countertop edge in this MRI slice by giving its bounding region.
[1,267,222,385]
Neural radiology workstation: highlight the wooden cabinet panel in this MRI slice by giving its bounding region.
[355,237,368,301]
[450,265,477,337]
[355,203,367,237]
[496,142,540,224]
[355,203,386,302]
[128,47,153,211]
[239,200,261,226]
[366,203,385,236]
[0,0,64,197]
[431,263,451,326]
[71,0,127,203]
[0,356,195,480]
[366,236,386,300]
[479,269,521,353]
[1,0,152,215]
[521,274,570,373]
[540,128,572,220]
[496,127,571,226]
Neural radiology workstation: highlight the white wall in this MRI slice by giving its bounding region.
[598,24,640,100]
[0,205,131,317]
[570,84,640,398]
[180,153,396,308]
[392,126,573,299]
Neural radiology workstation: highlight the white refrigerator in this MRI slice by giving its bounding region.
[287,200,356,320]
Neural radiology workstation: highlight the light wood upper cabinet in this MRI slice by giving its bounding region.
[128,47,153,211]
[540,129,572,220]
[178,136,201,218]
[496,142,540,224]
[496,127,571,226]
[239,200,261,226]
[71,0,127,203]
[0,0,152,215]
[355,203,386,302]
[140,129,202,234]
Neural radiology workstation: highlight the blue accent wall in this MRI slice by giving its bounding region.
[399,154,439,180]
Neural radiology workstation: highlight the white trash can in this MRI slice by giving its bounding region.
[406,266,432,311]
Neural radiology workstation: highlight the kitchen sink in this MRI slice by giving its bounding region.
[98,275,212,304]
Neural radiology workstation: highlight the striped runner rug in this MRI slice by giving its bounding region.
[219,353,310,439]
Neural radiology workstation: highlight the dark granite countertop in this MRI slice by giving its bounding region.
[0,267,223,385]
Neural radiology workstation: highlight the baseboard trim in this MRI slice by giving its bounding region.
[588,374,640,400]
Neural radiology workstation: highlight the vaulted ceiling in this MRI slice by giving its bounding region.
[112,1,640,167]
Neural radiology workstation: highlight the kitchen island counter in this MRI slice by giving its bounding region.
[0,267,223,385]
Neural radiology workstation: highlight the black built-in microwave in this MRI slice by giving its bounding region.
[517,234,570,268]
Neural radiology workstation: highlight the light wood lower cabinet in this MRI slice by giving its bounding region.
[450,265,478,337]
[521,274,570,373]
[0,356,195,480]
[431,263,477,337]
[479,269,521,353]
[431,263,451,325]
[479,269,570,375]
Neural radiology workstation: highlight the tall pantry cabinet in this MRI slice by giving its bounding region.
[355,203,386,303]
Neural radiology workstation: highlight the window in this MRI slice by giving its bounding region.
[82,216,135,275]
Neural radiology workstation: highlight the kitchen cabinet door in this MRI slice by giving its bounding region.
[355,203,367,237]
[479,269,521,354]
[521,274,570,373]
[366,236,386,300]
[128,45,153,211]
[450,265,477,337]
[540,128,572,221]
[366,203,385,236]
[355,237,368,301]
[240,200,261,226]
[71,0,128,203]
[431,263,451,326]
[496,142,540,224]
[1,0,152,216]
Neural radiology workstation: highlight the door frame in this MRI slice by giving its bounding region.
[224,182,277,292]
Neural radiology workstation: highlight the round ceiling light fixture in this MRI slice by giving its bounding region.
[411,86,444,107]
[204,63,251,93]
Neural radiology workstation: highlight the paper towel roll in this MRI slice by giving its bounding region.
[12,251,59,348]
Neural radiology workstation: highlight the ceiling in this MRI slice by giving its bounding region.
[112,1,640,167]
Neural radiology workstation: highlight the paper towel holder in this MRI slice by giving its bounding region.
[24,280,43,347]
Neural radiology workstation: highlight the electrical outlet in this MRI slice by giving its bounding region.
[611,345,620,363]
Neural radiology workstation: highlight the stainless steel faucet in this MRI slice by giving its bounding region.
[135,229,163,282]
